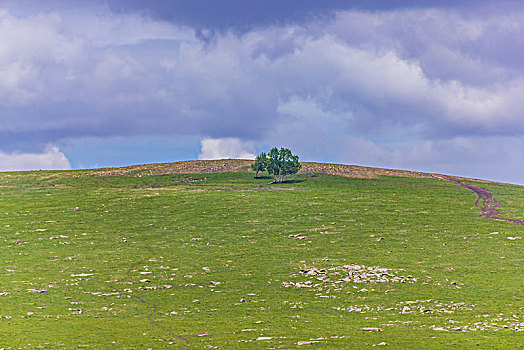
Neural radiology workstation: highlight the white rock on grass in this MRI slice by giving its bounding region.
[362,327,382,332]
[297,340,320,345]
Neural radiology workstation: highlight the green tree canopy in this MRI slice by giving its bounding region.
[250,152,267,178]
[266,147,301,183]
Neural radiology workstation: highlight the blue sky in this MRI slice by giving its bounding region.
[1,0,523,185]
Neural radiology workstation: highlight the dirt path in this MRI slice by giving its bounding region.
[435,175,524,226]
[109,271,190,348]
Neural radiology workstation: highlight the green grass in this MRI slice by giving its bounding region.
[0,168,523,349]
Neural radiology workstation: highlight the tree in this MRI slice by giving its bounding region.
[266,147,301,183]
[251,152,267,178]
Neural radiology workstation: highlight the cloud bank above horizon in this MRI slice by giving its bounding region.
[0,1,523,184]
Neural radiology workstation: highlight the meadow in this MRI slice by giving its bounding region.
[0,161,522,349]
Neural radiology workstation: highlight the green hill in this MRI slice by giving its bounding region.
[1,160,522,349]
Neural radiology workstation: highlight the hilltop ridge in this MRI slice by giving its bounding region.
[78,159,512,186]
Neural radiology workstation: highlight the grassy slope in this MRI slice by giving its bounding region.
[0,162,522,349]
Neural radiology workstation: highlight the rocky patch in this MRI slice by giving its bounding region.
[283,264,417,292]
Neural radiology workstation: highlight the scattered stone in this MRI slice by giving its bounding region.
[256,336,272,341]
[362,327,382,332]
[285,264,417,292]
[300,267,326,276]
[297,340,320,345]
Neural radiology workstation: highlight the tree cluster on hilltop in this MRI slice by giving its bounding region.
[251,147,301,183]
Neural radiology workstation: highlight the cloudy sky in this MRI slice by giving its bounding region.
[1,0,523,184]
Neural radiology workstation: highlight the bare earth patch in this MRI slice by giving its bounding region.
[80,159,439,179]
[435,175,524,226]
[68,158,520,189]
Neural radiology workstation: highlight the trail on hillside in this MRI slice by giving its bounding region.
[109,270,190,348]
[435,175,524,226]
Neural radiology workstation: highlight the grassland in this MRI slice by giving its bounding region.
[0,161,522,349]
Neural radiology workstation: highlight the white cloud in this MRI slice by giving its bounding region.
[64,10,193,47]
[0,145,71,171]
[198,137,256,160]
[2,7,524,138]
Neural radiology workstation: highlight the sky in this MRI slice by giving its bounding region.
[1,0,523,185]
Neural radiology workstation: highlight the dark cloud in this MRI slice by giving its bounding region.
[103,0,486,31]
[105,0,342,31]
